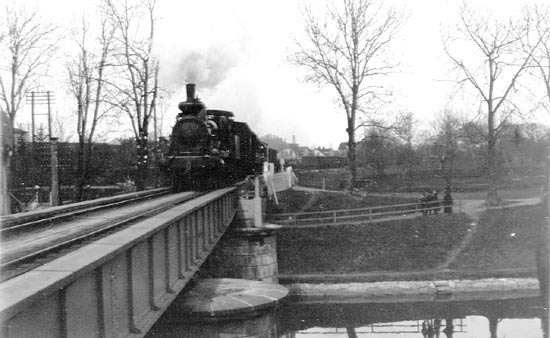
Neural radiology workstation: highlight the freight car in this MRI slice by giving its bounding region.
[161,84,271,191]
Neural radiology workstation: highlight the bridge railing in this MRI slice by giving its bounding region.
[0,187,238,338]
[266,200,449,227]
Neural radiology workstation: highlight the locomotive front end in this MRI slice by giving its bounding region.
[166,84,224,190]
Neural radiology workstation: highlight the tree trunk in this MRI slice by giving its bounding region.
[1,148,10,215]
[486,106,500,206]
[2,120,16,214]
[346,327,358,338]
[487,132,499,206]
[488,316,498,338]
[347,128,356,192]
[536,146,550,325]
[448,157,454,189]
[136,130,148,191]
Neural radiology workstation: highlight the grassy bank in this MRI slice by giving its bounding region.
[277,214,471,274]
[273,191,546,278]
[449,204,545,271]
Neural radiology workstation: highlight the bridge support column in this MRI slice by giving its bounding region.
[201,224,281,282]
[202,177,281,282]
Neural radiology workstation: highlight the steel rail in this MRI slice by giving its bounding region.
[0,188,172,235]
[0,190,203,279]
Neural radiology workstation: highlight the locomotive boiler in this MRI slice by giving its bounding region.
[162,84,272,191]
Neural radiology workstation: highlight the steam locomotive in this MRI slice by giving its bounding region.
[161,84,274,191]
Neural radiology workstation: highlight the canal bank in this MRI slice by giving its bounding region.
[271,192,546,301]
[273,193,545,286]
[282,276,540,299]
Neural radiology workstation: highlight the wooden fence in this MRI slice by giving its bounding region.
[266,200,454,227]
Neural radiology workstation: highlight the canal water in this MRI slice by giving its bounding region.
[145,293,547,337]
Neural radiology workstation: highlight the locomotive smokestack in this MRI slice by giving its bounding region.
[186,84,196,102]
[178,83,205,115]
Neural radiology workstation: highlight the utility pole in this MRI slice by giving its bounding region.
[25,91,57,205]
[31,92,35,143]
[26,91,55,141]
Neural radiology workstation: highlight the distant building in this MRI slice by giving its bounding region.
[278,135,347,163]
[14,128,30,144]
[311,149,326,157]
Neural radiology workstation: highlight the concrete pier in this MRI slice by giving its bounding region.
[163,278,288,321]
[202,224,281,282]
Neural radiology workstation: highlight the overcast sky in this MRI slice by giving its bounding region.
[13,0,549,148]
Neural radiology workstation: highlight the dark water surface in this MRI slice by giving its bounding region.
[146,293,547,337]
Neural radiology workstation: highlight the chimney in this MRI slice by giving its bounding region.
[186,83,196,102]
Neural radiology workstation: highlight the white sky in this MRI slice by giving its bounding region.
[12,0,549,148]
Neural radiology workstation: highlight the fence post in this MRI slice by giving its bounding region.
[369,208,372,222]
[333,210,337,225]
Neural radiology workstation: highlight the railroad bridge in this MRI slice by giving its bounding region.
[0,170,295,338]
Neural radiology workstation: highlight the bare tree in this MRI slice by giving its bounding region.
[52,114,75,142]
[524,5,550,114]
[443,2,538,205]
[104,0,159,191]
[524,6,550,277]
[432,110,463,189]
[0,5,57,213]
[289,0,405,191]
[66,12,115,201]
[394,110,417,173]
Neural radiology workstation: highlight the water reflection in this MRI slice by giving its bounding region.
[278,295,544,338]
[146,295,546,337]
[146,311,279,337]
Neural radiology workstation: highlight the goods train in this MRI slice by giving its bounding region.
[160,84,275,191]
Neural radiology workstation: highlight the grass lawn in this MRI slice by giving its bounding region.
[272,190,547,277]
[277,214,471,274]
[449,204,546,271]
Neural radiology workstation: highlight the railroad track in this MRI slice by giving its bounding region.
[0,187,171,232]
[0,188,205,281]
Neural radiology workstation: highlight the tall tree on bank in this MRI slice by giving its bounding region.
[443,3,539,206]
[525,5,550,114]
[523,5,550,314]
[0,5,57,214]
[104,0,159,191]
[290,0,404,191]
[66,13,115,201]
